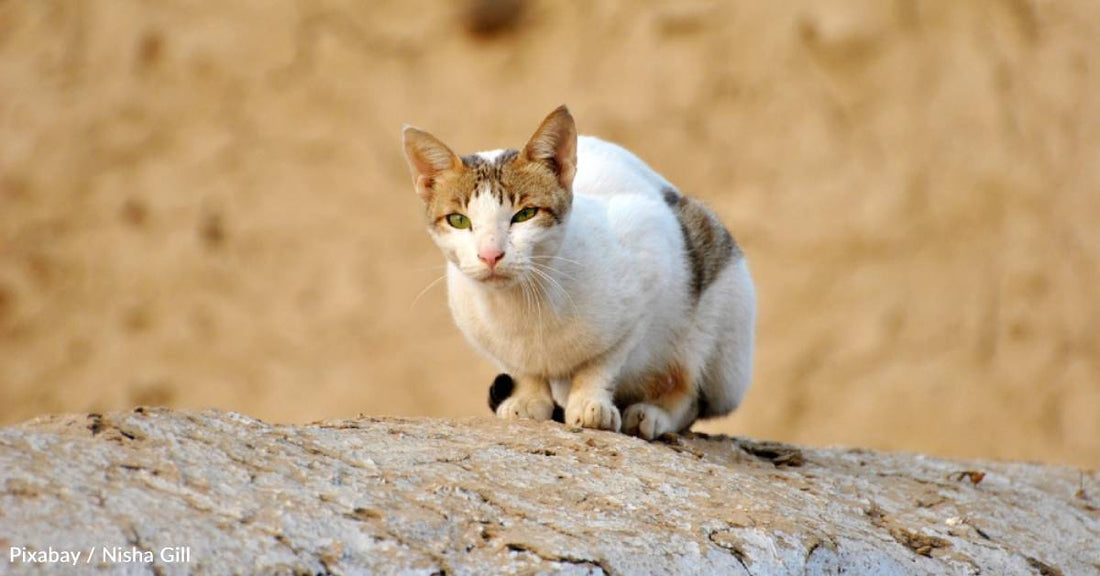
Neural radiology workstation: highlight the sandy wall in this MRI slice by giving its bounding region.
[1,0,1098,466]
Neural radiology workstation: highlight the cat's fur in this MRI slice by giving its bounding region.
[403,106,755,439]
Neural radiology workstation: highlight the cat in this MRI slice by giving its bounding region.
[488,373,565,423]
[402,105,756,439]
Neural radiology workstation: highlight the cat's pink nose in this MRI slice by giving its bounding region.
[478,248,505,270]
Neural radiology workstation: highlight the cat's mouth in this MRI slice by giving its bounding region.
[472,268,516,286]
[479,272,513,285]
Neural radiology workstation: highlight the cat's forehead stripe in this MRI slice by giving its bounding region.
[461,149,521,204]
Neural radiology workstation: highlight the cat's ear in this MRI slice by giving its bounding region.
[402,125,462,202]
[522,105,577,190]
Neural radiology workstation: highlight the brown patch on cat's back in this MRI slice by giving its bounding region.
[667,191,741,301]
[663,186,682,207]
[502,155,572,225]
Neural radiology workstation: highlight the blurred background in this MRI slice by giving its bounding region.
[1,0,1097,467]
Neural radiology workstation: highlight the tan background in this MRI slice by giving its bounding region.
[1,0,1097,467]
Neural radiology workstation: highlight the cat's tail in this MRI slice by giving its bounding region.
[488,374,565,423]
[488,374,515,413]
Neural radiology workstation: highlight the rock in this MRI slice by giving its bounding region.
[0,409,1096,575]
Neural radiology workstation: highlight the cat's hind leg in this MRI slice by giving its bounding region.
[622,364,698,440]
[697,259,756,418]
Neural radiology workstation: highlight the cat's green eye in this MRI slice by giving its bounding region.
[446,213,471,229]
[511,207,539,224]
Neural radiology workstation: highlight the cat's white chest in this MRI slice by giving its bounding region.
[447,270,602,378]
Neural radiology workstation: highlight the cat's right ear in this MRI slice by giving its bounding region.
[402,125,461,202]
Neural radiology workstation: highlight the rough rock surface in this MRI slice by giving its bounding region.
[1,409,1096,575]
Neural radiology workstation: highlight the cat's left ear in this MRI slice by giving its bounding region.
[403,125,462,202]
[522,105,577,191]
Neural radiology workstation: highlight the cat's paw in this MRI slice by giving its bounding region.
[622,403,672,440]
[565,393,621,432]
[496,393,555,421]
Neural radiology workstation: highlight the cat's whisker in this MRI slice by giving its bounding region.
[532,276,546,350]
[521,276,541,336]
[520,275,533,316]
[528,261,579,282]
[530,255,585,264]
[409,274,447,311]
[528,255,584,267]
[527,265,579,317]
[529,261,580,283]
[526,259,578,284]
[520,274,547,348]
[528,262,579,300]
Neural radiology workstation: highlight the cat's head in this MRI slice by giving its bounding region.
[402,106,576,288]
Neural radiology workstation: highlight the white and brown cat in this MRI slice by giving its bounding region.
[402,106,755,439]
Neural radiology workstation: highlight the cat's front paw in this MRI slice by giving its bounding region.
[623,403,672,440]
[496,393,555,421]
[565,393,621,432]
